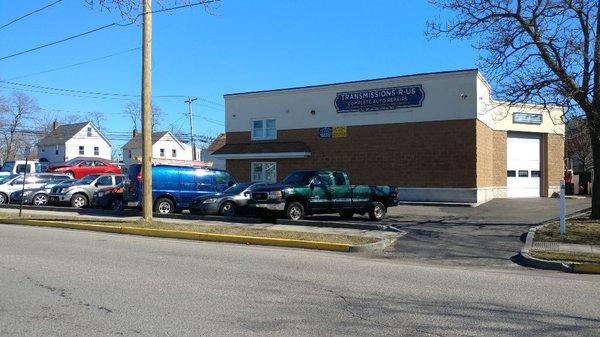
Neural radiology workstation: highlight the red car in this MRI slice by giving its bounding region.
[48,157,121,179]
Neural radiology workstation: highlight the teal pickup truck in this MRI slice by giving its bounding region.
[249,170,399,221]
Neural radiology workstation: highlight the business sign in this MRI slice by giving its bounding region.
[319,127,332,138]
[513,112,543,125]
[319,126,347,138]
[335,85,424,113]
[332,126,347,138]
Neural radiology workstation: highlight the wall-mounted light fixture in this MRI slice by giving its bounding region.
[310,110,316,115]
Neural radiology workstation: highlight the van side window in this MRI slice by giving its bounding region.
[215,171,234,186]
[194,169,214,185]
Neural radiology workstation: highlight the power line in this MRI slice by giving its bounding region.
[8,47,141,80]
[0,0,220,62]
[0,0,64,31]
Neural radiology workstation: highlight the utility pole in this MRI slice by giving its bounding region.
[141,0,153,221]
[185,97,198,160]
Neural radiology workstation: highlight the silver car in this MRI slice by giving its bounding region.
[49,174,126,208]
[0,174,69,205]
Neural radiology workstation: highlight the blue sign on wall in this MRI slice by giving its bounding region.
[335,85,425,113]
[319,127,332,138]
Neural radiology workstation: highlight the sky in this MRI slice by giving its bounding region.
[0,0,478,156]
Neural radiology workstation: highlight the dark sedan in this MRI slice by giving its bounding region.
[91,183,125,211]
[189,182,257,216]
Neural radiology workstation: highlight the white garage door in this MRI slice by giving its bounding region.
[507,133,541,198]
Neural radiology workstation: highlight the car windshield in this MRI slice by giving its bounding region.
[223,183,252,195]
[64,159,82,166]
[282,172,315,186]
[1,162,15,172]
[77,174,101,185]
[0,174,18,185]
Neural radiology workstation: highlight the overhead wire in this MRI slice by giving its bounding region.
[0,0,220,62]
[7,47,141,80]
[0,0,64,31]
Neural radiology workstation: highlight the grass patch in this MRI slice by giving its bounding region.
[535,218,600,245]
[0,213,378,245]
[529,250,600,264]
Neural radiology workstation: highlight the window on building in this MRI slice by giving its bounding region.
[55,145,59,155]
[531,170,541,178]
[128,150,132,159]
[79,146,84,155]
[251,119,276,140]
[507,170,516,177]
[159,148,165,157]
[94,147,99,156]
[251,162,277,183]
[518,170,529,177]
[87,127,92,137]
[172,149,177,158]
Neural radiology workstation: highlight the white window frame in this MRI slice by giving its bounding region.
[93,146,99,156]
[87,127,92,137]
[251,162,277,183]
[251,119,277,140]
[79,146,84,155]
[159,148,165,157]
[172,149,177,158]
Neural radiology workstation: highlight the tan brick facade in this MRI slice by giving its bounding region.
[544,133,565,196]
[226,119,479,188]
[475,121,507,188]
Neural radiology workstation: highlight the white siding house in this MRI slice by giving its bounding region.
[122,131,196,166]
[37,122,112,163]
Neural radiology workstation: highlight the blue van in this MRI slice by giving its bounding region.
[125,164,236,214]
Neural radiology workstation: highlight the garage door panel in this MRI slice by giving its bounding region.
[507,133,541,198]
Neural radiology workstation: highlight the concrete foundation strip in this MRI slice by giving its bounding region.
[7,219,397,253]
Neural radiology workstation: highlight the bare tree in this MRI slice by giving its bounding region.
[123,100,162,132]
[566,117,593,172]
[0,92,40,161]
[428,0,600,218]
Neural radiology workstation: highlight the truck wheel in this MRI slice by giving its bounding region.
[339,211,354,219]
[368,201,386,221]
[219,201,237,217]
[154,198,174,214]
[285,201,305,221]
[70,193,88,208]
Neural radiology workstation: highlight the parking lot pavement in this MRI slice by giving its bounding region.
[306,198,592,268]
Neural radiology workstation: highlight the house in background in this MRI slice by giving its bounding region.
[200,133,226,170]
[37,121,112,163]
[122,130,198,166]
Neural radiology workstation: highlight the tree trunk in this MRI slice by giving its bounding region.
[589,125,600,219]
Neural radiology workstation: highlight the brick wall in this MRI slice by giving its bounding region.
[475,121,507,187]
[226,119,479,188]
[544,133,565,195]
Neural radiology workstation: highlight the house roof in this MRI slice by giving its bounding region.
[212,141,310,155]
[37,122,100,146]
[206,133,226,152]
[122,131,186,150]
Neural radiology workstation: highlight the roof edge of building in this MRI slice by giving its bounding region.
[224,68,479,98]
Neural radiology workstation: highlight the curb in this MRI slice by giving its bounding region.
[3,219,393,253]
[519,225,600,274]
[277,218,402,232]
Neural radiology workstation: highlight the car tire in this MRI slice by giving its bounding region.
[65,171,74,179]
[368,201,386,221]
[32,193,49,206]
[285,201,305,221]
[219,201,237,217]
[70,193,88,208]
[0,192,7,205]
[108,198,123,211]
[339,211,354,219]
[154,197,174,214]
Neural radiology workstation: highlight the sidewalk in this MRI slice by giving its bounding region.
[531,241,600,255]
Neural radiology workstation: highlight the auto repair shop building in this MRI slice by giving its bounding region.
[213,69,564,204]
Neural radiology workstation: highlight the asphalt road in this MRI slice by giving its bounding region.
[1,224,598,337]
